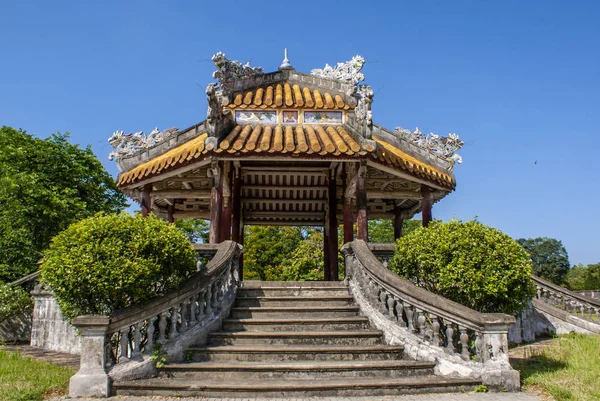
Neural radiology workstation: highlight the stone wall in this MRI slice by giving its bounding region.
[30,286,80,354]
[0,312,32,343]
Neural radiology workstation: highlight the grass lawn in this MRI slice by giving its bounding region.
[0,349,75,401]
[512,333,600,401]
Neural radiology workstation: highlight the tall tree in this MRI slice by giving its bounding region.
[175,218,209,243]
[0,127,127,282]
[516,237,570,285]
[367,219,426,243]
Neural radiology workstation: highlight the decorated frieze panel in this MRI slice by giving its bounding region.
[282,110,299,124]
[235,110,278,124]
[303,111,343,125]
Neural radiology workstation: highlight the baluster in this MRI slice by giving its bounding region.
[158,311,168,343]
[211,282,218,307]
[180,301,188,334]
[430,314,440,346]
[394,297,406,327]
[595,308,599,321]
[190,295,198,325]
[197,291,206,320]
[379,289,387,314]
[474,331,483,362]
[579,303,585,318]
[119,327,129,361]
[536,286,542,299]
[445,322,455,353]
[459,326,470,360]
[387,294,396,320]
[205,287,213,314]
[146,316,156,353]
[404,302,415,332]
[169,307,178,339]
[416,309,426,340]
[132,322,142,359]
[105,333,114,368]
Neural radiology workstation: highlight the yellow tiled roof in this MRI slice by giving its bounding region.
[373,138,455,189]
[226,83,356,110]
[116,127,454,189]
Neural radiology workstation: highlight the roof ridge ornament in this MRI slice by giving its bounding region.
[108,127,179,161]
[211,52,264,91]
[394,127,464,164]
[279,48,294,71]
[311,55,366,85]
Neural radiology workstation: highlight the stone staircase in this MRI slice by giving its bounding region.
[113,281,481,397]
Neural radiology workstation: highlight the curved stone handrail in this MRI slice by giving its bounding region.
[532,274,600,322]
[69,240,242,397]
[342,240,519,391]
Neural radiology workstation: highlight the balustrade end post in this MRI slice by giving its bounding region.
[70,315,112,398]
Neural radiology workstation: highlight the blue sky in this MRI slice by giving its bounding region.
[1,1,599,265]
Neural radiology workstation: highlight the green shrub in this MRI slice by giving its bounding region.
[40,213,197,320]
[388,220,535,316]
[0,284,33,322]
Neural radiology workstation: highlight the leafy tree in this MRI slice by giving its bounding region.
[280,229,325,281]
[367,219,426,243]
[40,214,196,320]
[565,264,588,291]
[0,127,127,282]
[583,263,600,290]
[243,226,304,280]
[175,218,209,243]
[389,220,536,316]
[516,237,570,285]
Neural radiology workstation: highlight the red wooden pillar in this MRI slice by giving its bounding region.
[323,223,331,281]
[231,166,241,244]
[342,164,354,244]
[220,163,232,241]
[421,185,432,228]
[356,162,368,241]
[209,163,223,244]
[328,169,339,281]
[167,204,175,223]
[239,220,245,280]
[141,184,152,217]
[343,197,353,243]
[393,205,403,240]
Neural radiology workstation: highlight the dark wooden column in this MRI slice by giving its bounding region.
[356,162,368,241]
[140,184,152,217]
[328,169,339,281]
[167,203,175,223]
[220,162,232,241]
[209,162,223,244]
[323,223,331,281]
[231,166,242,244]
[239,220,245,280]
[343,164,354,244]
[421,184,432,227]
[393,205,403,240]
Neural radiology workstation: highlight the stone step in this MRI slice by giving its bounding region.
[241,281,347,288]
[113,376,482,397]
[238,286,349,297]
[186,344,405,362]
[230,306,360,319]
[235,295,355,307]
[158,360,436,380]
[208,331,383,346]
[223,317,370,332]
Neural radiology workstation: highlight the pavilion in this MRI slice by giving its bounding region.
[109,50,462,281]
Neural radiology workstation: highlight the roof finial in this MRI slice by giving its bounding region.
[279,48,294,71]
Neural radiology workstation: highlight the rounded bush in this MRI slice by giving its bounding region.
[388,220,535,315]
[40,213,197,320]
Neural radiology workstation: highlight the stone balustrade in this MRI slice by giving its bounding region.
[343,241,519,391]
[69,240,242,398]
[532,275,600,323]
